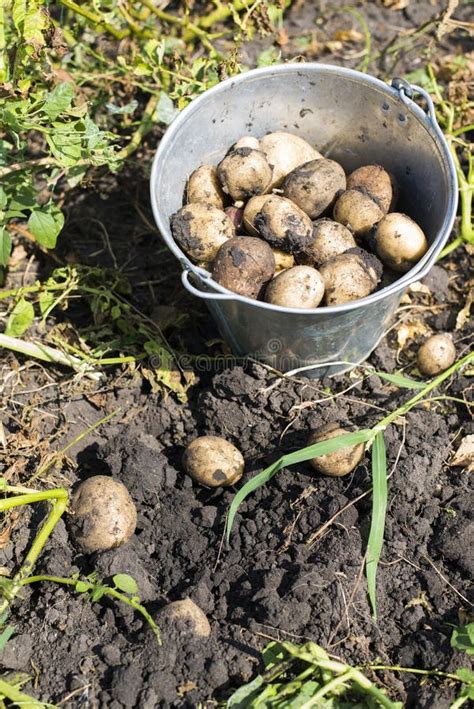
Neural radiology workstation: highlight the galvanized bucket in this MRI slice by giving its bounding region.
[150,63,458,377]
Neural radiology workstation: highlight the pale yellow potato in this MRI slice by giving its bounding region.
[183,435,244,487]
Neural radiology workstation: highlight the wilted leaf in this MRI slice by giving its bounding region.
[396,320,429,351]
[154,92,179,125]
[456,287,473,330]
[5,298,34,337]
[449,435,474,472]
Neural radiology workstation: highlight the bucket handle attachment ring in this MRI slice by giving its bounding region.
[391,77,437,125]
[181,268,237,301]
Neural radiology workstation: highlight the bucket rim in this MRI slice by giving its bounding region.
[150,62,458,316]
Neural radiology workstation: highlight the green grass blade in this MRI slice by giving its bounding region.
[366,431,388,620]
[376,372,426,390]
[226,430,374,544]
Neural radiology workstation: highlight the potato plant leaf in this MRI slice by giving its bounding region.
[366,431,388,619]
[43,83,75,120]
[451,623,474,655]
[28,204,64,248]
[113,574,138,595]
[5,298,34,337]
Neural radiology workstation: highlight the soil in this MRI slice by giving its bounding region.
[1,1,473,707]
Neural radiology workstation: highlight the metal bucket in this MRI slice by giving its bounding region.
[150,63,458,377]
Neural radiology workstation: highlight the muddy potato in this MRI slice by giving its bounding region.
[170,203,235,262]
[417,333,456,377]
[333,189,384,237]
[242,194,272,236]
[308,423,365,476]
[254,195,313,254]
[212,237,275,298]
[259,131,322,189]
[347,164,397,213]
[186,165,225,209]
[264,265,325,309]
[283,158,346,219]
[217,148,272,201]
[183,435,244,487]
[374,212,428,273]
[69,476,137,554]
[233,136,260,150]
[298,219,356,267]
[319,247,383,306]
[272,248,295,273]
[160,599,210,637]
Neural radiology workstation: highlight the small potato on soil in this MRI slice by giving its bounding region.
[160,598,210,637]
[308,423,365,476]
[319,247,383,306]
[254,195,313,254]
[417,333,456,377]
[272,248,295,273]
[186,165,225,209]
[333,189,384,237]
[374,212,428,273]
[217,148,272,201]
[283,158,346,219]
[298,218,356,267]
[264,265,325,309]
[170,203,235,262]
[212,237,275,299]
[347,164,397,213]
[242,194,272,236]
[69,476,137,554]
[183,435,244,487]
[259,131,322,189]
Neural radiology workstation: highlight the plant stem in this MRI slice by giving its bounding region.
[57,0,128,39]
[366,664,463,682]
[138,0,217,54]
[114,94,159,161]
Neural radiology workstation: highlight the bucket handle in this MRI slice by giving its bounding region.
[181,268,238,301]
[391,78,437,126]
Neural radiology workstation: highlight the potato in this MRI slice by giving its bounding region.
[283,158,346,219]
[160,598,210,637]
[186,165,225,209]
[254,195,313,254]
[417,333,456,376]
[298,218,356,267]
[308,423,365,476]
[259,131,322,189]
[374,212,428,273]
[69,476,137,554]
[347,164,397,213]
[264,265,325,309]
[170,203,235,262]
[319,247,383,306]
[233,136,260,150]
[272,248,295,273]
[217,147,272,201]
[183,435,244,487]
[212,237,275,298]
[333,189,384,237]
[242,194,272,236]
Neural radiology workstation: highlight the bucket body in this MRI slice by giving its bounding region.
[150,64,457,377]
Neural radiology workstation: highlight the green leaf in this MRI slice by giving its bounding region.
[43,83,75,120]
[0,228,11,267]
[0,625,15,651]
[257,47,281,67]
[154,92,179,125]
[376,371,426,390]
[451,624,474,655]
[38,290,55,319]
[28,204,64,248]
[366,431,388,620]
[75,581,89,593]
[113,574,138,595]
[5,298,34,337]
[227,675,264,707]
[226,430,373,543]
[12,0,27,32]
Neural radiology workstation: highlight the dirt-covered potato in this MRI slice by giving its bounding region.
[183,435,244,487]
[69,476,137,554]
[346,164,397,213]
[308,423,365,476]
[272,248,295,273]
[333,189,384,237]
[374,212,428,273]
[319,247,383,306]
[217,148,272,201]
[160,599,210,637]
[170,203,235,262]
[298,218,356,267]
[253,195,313,254]
[417,333,456,376]
[233,136,260,150]
[242,194,272,236]
[264,265,325,309]
[283,158,346,219]
[186,165,225,209]
[259,131,322,189]
[212,237,275,298]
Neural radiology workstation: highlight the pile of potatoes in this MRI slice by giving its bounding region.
[170,131,429,308]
